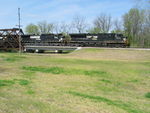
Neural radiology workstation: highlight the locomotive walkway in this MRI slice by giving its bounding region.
[24,46,79,52]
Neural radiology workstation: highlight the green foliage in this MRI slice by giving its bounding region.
[111,30,123,34]
[25,21,54,35]
[123,8,149,47]
[0,80,15,87]
[68,91,142,113]
[38,21,54,34]
[25,23,40,35]
[145,92,150,98]
[62,32,72,43]
[87,27,102,33]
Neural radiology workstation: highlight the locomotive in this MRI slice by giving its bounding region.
[22,33,128,47]
[0,28,128,51]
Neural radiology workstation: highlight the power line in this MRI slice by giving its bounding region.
[17,8,22,54]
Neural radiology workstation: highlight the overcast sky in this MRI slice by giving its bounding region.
[0,0,135,29]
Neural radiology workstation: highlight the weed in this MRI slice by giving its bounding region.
[84,70,107,77]
[0,80,15,87]
[145,92,150,98]
[13,79,30,86]
[129,79,139,83]
[100,79,111,83]
[26,89,35,95]
[18,80,30,85]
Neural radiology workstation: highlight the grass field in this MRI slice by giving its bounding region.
[0,48,150,113]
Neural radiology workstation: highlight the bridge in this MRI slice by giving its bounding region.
[0,28,24,50]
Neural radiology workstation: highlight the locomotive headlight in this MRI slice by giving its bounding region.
[123,38,126,42]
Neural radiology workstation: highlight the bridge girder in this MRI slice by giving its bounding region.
[0,28,24,50]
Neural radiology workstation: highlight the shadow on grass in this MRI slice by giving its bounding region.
[22,66,109,77]
[68,91,142,113]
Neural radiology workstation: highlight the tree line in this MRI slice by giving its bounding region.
[25,0,150,48]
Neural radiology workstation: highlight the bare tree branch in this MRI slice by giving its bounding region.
[94,13,112,33]
[38,21,54,34]
[72,15,87,33]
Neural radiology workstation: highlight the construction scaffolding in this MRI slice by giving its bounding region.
[0,28,24,51]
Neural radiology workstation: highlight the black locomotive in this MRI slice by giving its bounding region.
[22,33,128,47]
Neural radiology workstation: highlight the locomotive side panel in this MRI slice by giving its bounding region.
[21,33,128,48]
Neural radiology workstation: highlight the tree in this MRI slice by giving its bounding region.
[112,19,123,33]
[62,32,71,44]
[94,13,112,33]
[72,15,87,33]
[53,23,60,34]
[59,22,71,33]
[87,27,101,33]
[123,8,145,46]
[25,23,40,35]
[123,0,150,48]
[134,0,150,9]
[140,10,150,47]
[54,22,73,34]
[38,21,54,34]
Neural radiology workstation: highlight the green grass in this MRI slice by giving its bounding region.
[2,55,26,62]
[14,79,30,86]
[0,79,30,87]
[26,89,35,95]
[145,92,150,98]
[0,80,15,87]
[68,91,142,113]
[0,48,150,113]
[22,66,108,77]
[100,79,112,83]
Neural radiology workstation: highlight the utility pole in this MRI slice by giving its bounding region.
[17,8,22,54]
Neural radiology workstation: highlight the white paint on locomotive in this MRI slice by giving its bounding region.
[30,36,40,40]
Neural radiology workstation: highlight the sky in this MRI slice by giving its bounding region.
[0,0,135,29]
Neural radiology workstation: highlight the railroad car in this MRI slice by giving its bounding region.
[21,33,128,47]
